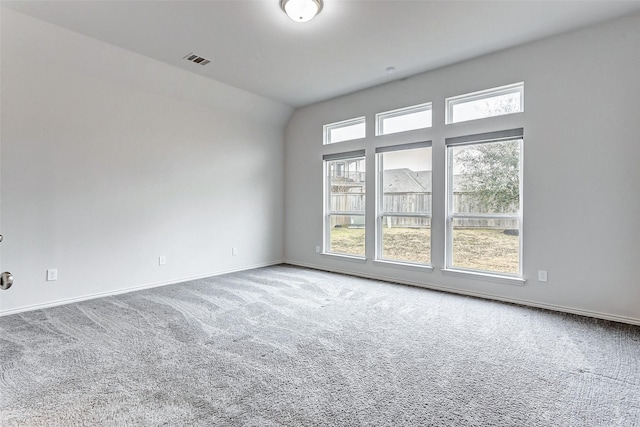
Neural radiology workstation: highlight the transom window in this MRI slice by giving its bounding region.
[446,129,523,276]
[323,151,366,257]
[376,142,432,265]
[323,117,366,145]
[446,82,524,124]
[375,103,432,136]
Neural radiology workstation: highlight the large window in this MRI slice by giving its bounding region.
[319,84,525,281]
[323,117,366,145]
[446,82,524,124]
[324,151,366,257]
[376,142,432,265]
[446,129,523,276]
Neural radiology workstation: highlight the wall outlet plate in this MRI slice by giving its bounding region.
[232,247,238,256]
[159,256,166,266]
[46,269,58,281]
[538,270,548,282]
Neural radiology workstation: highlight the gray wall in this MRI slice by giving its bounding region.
[284,13,640,324]
[0,9,292,314]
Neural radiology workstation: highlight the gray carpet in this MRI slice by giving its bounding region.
[1,265,639,426]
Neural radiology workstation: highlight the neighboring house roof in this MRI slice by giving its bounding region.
[383,169,431,193]
[384,169,469,193]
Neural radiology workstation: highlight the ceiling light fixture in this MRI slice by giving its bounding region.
[280,0,323,23]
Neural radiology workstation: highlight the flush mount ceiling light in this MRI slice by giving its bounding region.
[280,0,323,23]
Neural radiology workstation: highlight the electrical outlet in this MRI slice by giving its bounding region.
[315,246,321,254]
[538,270,548,282]
[158,256,166,266]
[47,269,58,281]
[232,247,238,256]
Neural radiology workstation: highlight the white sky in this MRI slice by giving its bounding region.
[329,122,365,143]
[383,147,431,172]
[381,109,431,135]
[452,92,521,123]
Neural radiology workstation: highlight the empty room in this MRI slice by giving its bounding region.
[1,1,639,425]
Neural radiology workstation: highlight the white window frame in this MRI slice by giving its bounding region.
[323,116,366,145]
[323,150,366,258]
[375,102,432,136]
[375,141,432,267]
[444,128,524,280]
[445,82,524,125]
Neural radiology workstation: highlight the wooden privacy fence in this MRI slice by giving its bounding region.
[331,192,518,229]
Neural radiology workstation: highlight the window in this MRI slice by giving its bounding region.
[376,142,432,265]
[376,103,432,136]
[446,82,524,124]
[446,129,523,276]
[323,117,366,145]
[324,150,366,257]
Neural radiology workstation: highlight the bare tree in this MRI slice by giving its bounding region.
[455,96,520,212]
[455,140,520,212]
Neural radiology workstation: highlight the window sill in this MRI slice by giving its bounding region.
[441,268,526,286]
[321,253,367,263]
[373,259,433,272]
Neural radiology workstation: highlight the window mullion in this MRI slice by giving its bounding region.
[381,213,432,218]
[451,213,519,219]
[331,211,365,216]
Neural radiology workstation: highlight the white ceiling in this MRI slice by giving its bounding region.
[4,1,640,107]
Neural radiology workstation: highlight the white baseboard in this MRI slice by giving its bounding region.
[284,260,640,327]
[0,260,283,317]
[5,259,638,326]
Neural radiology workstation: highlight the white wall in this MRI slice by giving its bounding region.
[0,9,292,314]
[284,13,640,324]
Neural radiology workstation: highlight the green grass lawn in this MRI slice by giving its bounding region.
[329,226,366,256]
[451,228,519,274]
[329,227,518,273]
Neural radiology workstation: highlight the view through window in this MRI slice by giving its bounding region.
[447,132,522,275]
[446,82,523,124]
[324,153,366,256]
[376,103,432,135]
[323,117,366,145]
[377,143,432,264]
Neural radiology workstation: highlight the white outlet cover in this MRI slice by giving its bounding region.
[232,247,238,256]
[159,256,166,266]
[47,269,58,281]
[538,270,548,282]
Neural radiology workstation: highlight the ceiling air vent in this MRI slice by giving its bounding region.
[183,53,211,66]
